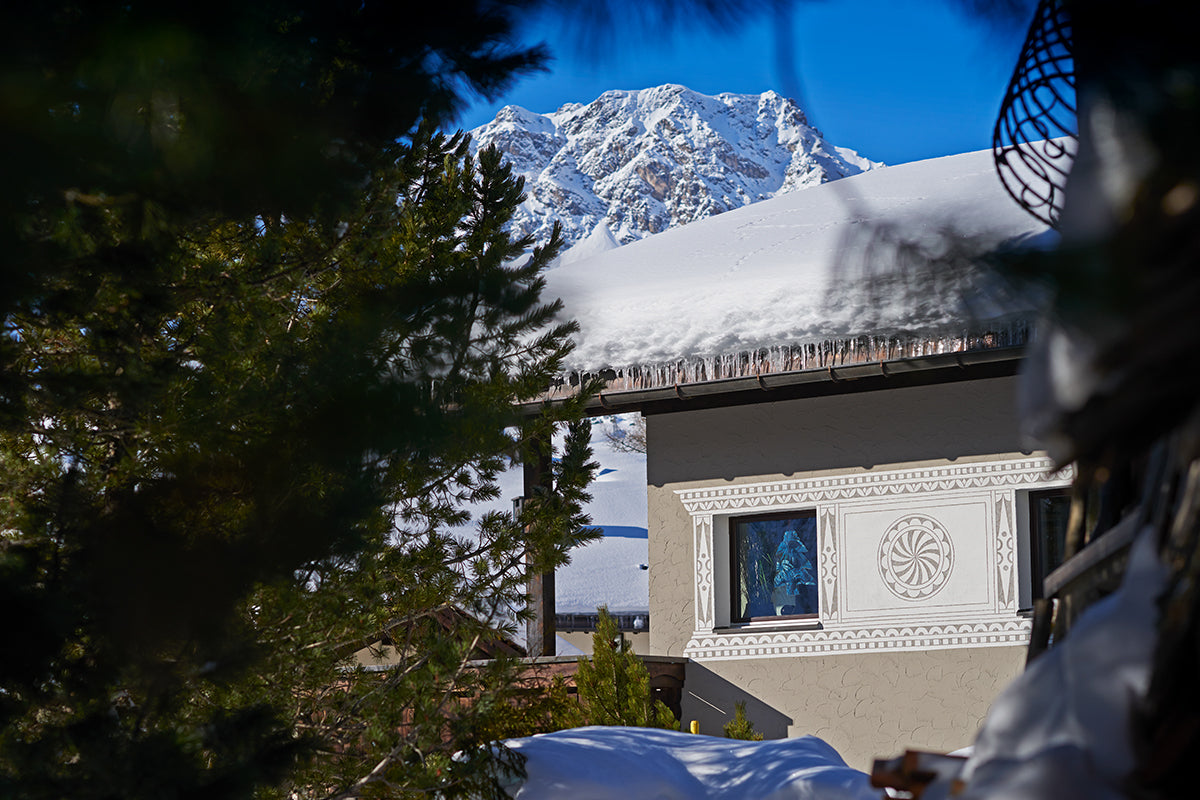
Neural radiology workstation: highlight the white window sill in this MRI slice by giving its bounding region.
[718,619,823,634]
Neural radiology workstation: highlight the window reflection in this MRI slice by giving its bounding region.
[732,513,818,622]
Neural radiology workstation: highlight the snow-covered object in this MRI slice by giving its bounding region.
[1017,320,1104,462]
[557,221,620,266]
[1014,96,1142,460]
[920,523,1169,800]
[543,147,1050,377]
[470,84,880,248]
[499,726,878,800]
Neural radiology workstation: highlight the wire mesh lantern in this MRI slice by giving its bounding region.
[992,0,1077,228]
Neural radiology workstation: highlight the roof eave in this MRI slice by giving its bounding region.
[518,345,1026,418]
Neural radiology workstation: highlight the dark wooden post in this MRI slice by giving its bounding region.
[522,430,555,657]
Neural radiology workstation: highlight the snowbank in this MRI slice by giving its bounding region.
[499,726,879,800]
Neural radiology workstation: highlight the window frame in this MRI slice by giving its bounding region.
[1029,487,1071,600]
[728,509,820,625]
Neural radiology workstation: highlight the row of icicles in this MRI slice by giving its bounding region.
[546,320,1033,397]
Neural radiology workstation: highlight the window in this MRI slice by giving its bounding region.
[1029,488,1070,599]
[731,511,818,623]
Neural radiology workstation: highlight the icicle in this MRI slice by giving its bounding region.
[545,319,1037,399]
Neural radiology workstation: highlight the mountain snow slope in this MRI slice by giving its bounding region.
[469,84,881,251]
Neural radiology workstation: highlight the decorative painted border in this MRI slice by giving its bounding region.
[995,490,1016,608]
[685,618,1033,659]
[677,457,1074,513]
[694,516,714,631]
[675,455,1071,661]
[819,508,838,621]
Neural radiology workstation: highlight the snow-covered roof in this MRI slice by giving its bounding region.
[545,148,1050,388]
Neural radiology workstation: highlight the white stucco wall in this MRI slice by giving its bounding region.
[646,375,1069,767]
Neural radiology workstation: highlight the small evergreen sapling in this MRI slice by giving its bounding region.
[723,701,764,741]
[573,607,678,730]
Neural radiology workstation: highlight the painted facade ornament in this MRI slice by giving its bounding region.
[878,514,955,600]
[676,456,1073,660]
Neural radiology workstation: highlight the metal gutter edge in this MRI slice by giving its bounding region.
[518,345,1026,418]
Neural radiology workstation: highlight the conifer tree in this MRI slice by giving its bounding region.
[573,607,678,730]
[0,3,600,792]
[723,701,765,741]
[0,112,599,798]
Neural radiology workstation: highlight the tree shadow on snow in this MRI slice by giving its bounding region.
[599,526,648,539]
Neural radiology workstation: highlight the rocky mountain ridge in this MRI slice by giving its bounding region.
[468,84,882,254]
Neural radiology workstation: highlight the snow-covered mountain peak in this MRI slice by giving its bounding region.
[469,84,882,250]
[492,104,555,133]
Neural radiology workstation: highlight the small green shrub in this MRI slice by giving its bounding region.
[723,701,764,741]
[575,607,678,730]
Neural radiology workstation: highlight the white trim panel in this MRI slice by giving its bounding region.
[675,456,1072,660]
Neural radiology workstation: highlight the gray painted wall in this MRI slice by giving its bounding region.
[645,376,1032,767]
[647,375,1028,487]
[682,647,1026,770]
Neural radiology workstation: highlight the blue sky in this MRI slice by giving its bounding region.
[455,0,1032,166]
